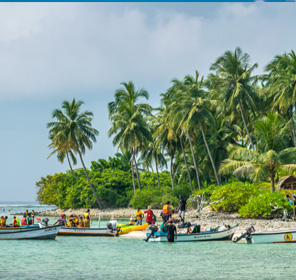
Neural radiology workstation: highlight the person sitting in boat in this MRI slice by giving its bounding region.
[84,209,91,228]
[26,213,33,225]
[12,216,20,227]
[68,215,75,227]
[21,215,27,226]
[78,216,84,228]
[53,214,67,226]
[25,209,29,216]
[160,222,168,234]
[0,216,5,227]
[136,208,144,225]
[4,216,8,227]
[187,225,200,234]
[144,206,155,225]
[32,210,35,216]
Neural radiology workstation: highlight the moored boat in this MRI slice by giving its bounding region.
[235,226,296,244]
[58,227,118,237]
[0,225,61,240]
[147,224,238,242]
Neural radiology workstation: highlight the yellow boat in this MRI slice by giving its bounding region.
[130,223,149,231]
[118,227,132,235]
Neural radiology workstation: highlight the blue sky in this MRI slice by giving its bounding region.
[0,3,295,201]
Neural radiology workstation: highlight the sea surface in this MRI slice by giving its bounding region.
[0,202,295,280]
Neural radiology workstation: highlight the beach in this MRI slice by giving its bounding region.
[36,206,296,239]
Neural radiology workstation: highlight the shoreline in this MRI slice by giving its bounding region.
[35,207,296,236]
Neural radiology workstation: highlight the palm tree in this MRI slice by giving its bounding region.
[169,73,221,186]
[209,47,259,148]
[220,113,296,192]
[108,82,152,193]
[265,50,296,146]
[47,99,103,209]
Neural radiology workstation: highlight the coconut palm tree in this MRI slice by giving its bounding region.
[108,81,152,192]
[169,73,221,186]
[209,47,259,148]
[47,99,103,208]
[265,50,296,146]
[220,113,296,192]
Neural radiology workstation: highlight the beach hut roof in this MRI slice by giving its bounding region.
[277,175,296,191]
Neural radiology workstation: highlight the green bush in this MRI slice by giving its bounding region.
[210,182,259,212]
[129,187,178,209]
[238,192,292,218]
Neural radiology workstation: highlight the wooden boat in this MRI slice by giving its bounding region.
[235,226,296,244]
[0,225,61,240]
[147,225,238,242]
[58,227,118,237]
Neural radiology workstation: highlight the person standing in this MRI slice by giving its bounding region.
[136,208,144,225]
[53,214,67,226]
[162,201,171,223]
[165,217,177,242]
[178,196,187,224]
[84,209,92,228]
[144,206,155,225]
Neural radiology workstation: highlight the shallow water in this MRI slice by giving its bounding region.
[1,203,295,279]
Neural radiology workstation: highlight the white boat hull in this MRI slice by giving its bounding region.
[0,226,61,240]
[148,226,237,242]
[251,229,296,244]
[58,227,118,237]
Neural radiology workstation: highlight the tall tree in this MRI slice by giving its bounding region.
[209,47,259,148]
[47,99,102,208]
[108,81,152,193]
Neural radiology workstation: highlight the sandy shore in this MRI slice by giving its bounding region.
[36,206,296,240]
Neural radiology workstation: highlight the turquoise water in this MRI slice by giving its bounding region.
[1,203,296,279]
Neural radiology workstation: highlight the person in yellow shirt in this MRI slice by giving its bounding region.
[84,209,91,228]
[136,208,144,225]
[78,217,84,228]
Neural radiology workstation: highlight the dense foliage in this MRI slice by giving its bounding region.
[42,47,296,215]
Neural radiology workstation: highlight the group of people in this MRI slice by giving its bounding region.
[54,209,92,228]
[135,195,187,242]
[0,209,36,228]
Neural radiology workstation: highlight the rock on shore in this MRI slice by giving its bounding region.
[37,206,296,239]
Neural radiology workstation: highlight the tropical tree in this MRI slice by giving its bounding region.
[209,47,259,148]
[220,113,296,192]
[108,81,152,193]
[47,99,103,208]
[265,50,296,146]
[169,73,221,187]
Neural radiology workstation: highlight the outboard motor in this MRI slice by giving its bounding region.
[234,225,255,243]
[145,224,158,242]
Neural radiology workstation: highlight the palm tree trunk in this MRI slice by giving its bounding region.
[180,136,193,192]
[239,101,254,149]
[170,154,175,191]
[156,157,160,186]
[132,148,141,190]
[66,152,77,180]
[186,130,201,190]
[198,121,220,187]
[271,172,275,193]
[78,150,103,209]
[131,161,136,194]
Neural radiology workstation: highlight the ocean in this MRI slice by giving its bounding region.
[0,202,295,280]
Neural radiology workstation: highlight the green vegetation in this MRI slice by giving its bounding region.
[38,47,296,217]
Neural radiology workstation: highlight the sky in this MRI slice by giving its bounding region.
[0,2,295,202]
